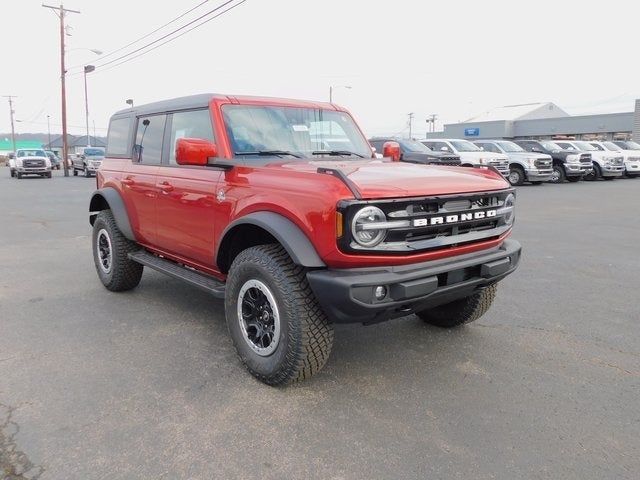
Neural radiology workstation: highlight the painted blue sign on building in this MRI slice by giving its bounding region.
[465,128,480,137]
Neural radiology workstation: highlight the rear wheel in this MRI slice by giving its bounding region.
[417,284,497,328]
[507,166,525,186]
[92,210,143,291]
[549,164,565,183]
[225,244,334,385]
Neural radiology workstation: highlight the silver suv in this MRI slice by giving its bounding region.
[473,140,553,186]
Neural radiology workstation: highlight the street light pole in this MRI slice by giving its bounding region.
[83,64,95,147]
[47,115,52,147]
[43,3,81,177]
[329,85,351,103]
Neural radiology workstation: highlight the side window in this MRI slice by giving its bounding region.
[106,117,132,157]
[483,143,498,153]
[370,140,384,152]
[168,109,215,165]
[134,114,166,164]
[432,142,450,152]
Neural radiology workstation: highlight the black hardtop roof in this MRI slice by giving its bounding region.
[112,93,219,118]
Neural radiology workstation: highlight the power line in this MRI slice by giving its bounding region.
[71,0,247,77]
[67,0,211,71]
[89,0,239,70]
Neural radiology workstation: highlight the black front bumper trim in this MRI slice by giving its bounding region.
[307,239,521,324]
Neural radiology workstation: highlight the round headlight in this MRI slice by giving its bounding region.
[352,206,386,247]
[503,193,516,225]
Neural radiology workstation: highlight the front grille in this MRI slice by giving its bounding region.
[488,160,509,176]
[341,189,514,254]
[438,156,461,166]
[580,154,592,163]
[23,159,45,168]
[628,157,640,162]
[534,158,552,168]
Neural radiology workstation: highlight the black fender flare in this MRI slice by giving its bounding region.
[217,212,326,269]
[89,187,136,241]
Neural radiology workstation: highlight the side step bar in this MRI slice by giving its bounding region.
[128,250,225,298]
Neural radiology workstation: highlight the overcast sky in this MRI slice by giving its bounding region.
[2,0,639,139]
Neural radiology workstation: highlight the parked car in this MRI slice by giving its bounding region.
[7,152,16,177]
[369,137,461,166]
[73,147,105,177]
[553,140,623,181]
[45,150,61,170]
[421,139,509,177]
[473,140,553,186]
[12,149,52,179]
[513,140,593,183]
[602,140,640,177]
[89,93,521,385]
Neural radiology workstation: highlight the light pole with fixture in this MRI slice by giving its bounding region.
[47,115,51,147]
[126,99,134,108]
[329,85,352,103]
[84,64,95,146]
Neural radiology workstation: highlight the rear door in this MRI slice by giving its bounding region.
[121,114,166,245]
[154,108,223,267]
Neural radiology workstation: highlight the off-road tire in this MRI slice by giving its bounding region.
[417,284,497,328]
[566,176,581,183]
[92,210,143,292]
[225,244,334,386]
[73,168,78,176]
[550,164,565,183]
[507,165,525,186]
[584,164,601,181]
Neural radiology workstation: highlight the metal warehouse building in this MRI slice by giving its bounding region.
[427,99,640,141]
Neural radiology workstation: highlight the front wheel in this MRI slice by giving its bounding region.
[507,166,525,186]
[584,164,601,181]
[92,210,143,291]
[549,165,566,183]
[566,176,581,183]
[225,244,334,386]
[417,284,497,328]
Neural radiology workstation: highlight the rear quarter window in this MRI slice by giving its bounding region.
[106,117,133,157]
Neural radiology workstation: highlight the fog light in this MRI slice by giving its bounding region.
[374,285,387,300]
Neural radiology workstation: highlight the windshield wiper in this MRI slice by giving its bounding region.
[311,150,365,158]
[234,150,301,158]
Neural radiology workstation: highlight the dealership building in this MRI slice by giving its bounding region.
[427,99,640,142]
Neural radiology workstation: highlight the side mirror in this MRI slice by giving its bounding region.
[382,141,401,162]
[176,138,218,166]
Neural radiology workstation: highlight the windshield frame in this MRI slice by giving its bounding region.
[573,141,598,152]
[495,141,525,153]
[17,149,47,157]
[450,140,482,152]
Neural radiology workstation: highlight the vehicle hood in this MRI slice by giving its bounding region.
[457,151,508,161]
[17,156,47,161]
[505,151,552,160]
[273,159,509,199]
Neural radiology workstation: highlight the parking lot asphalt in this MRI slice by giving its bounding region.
[1,169,639,480]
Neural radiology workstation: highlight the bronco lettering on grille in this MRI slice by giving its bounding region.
[412,209,497,227]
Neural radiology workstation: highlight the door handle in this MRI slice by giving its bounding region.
[159,181,174,193]
[121,177,134,186]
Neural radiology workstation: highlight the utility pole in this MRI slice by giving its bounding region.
[426,114,438,133]
[43,3,80,177]
[407,112,414,139]
[2,96,17,153]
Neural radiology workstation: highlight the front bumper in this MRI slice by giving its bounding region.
[526,169,553,181]
[601,165,624,177]
[17,167,51,174]
[565,163,593,176]
[625,162,640,174]
[307,239,521,324]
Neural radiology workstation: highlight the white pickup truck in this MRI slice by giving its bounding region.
[422,138,510,177]
[10,148,52,179]
[593,140,640,178]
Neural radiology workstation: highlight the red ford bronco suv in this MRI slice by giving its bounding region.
[89,94,521,385]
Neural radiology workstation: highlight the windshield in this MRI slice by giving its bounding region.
[17,149,46,157]
[496,141,524,152]
[450,140,481,152]
[603,142,621,151]
[222,105,372,158]
[541,141,561,151]
[399,139,431,153]
[623,141,640,150]
[84,148,105,157]
[590,143,605,151]
[574,141,597,151]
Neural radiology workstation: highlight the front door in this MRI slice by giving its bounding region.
[154,109,222,267]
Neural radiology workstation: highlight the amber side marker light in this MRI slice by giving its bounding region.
[336,212,344,238]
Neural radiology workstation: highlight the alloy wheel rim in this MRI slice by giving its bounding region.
[550,168,561,183]
[96,229,113,274]
[508,170,521,185]
[237,279,280,356]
